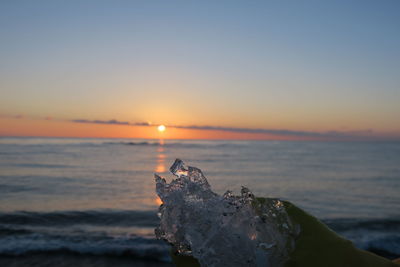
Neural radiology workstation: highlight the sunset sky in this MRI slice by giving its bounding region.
[1,1,399,140]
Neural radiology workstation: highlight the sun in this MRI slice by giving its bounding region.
[157,125,166,132]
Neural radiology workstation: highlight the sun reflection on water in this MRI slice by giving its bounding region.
[155,139,166,173]
[155,196,163,206]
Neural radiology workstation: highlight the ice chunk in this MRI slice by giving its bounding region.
[155,159,299,267]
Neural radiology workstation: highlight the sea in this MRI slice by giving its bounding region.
[0,137,399,266]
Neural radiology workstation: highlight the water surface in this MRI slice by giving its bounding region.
[0,137,399,261]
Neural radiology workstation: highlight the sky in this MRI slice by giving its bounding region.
[1,0,399,140]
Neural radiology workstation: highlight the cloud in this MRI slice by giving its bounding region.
[170,125,358,138]
[72,119,130,125]
[0,114,25,119]
[70,118,368,139]
[71,119,151,126]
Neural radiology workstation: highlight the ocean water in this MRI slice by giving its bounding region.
[0,137,399,264]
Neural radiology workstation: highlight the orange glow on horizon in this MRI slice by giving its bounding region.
[0,117,397,141]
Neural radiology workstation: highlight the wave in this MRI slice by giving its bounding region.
[1,211,399,259]
[0,233,170,262]
[324,218,400,259]
[0,184,35,193]
[0,221,398,261]
[3,163,74,169]
[0,210,167,261]
[104,141,157,146]
[105,141,239,148]
[324,218,400,232]
[0,137,248,149]
[0,210,159,227]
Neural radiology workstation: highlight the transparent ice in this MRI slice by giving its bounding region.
[155,159,299,267]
